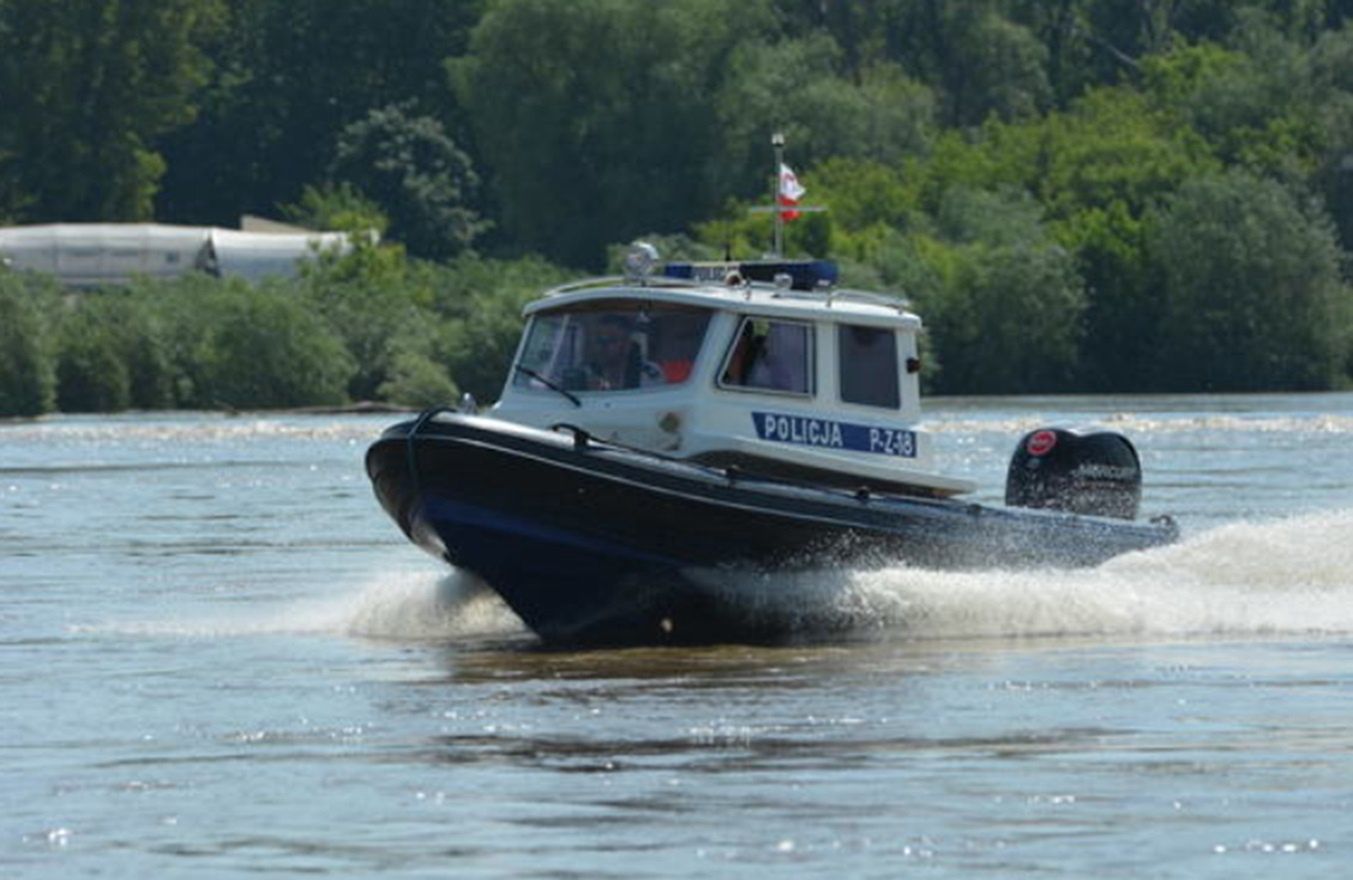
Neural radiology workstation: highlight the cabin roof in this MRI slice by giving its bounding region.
[524,274,922,330]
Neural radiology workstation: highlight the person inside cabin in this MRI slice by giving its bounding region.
[750,321,808,390]
[722,320,761,385]
[651,311,707,383]
[582,314,663,390]
[723,318,810,393]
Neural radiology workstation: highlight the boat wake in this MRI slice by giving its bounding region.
[687,508,1353,642]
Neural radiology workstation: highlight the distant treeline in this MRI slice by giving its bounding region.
[3,0,1353,414]
[0,244,570,416]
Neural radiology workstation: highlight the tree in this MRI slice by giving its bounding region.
[156,0,481,225]
[792,157,921,266]
[295,232,442,403]
[52,293,175,411]
[454,0,778,267]
[329,104,488,260]
[1142,33,1319,181]
[0,0,221,220]
[947,9,1051,124]
[0,272,58,416]
[141,275,354,408]
[912,81,1217,389]
[376,350,459,408]
[859,0,1051,127]
[55,306,133,412]
[1305,21,1353,252]
[1148,170,1351,390]
[283,182,389,240]
[913,188,1087,393]
[712,39,935,198]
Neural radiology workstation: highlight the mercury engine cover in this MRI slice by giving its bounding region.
[1005,427,1142,520]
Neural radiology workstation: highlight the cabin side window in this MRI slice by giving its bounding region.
[513,302,712,393]
[838,324,900,408]
[719,317,813,396]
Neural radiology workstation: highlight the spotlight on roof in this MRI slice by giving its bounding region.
[623,241,660,282]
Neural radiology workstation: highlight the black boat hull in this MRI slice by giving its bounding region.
[366,414,1179,645]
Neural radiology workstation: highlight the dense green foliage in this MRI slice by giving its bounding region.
[5,0,1353,414]
[0,0,222,220]
[0,273,59,415]
[1149,170,1351,390]
[0,244,573,414]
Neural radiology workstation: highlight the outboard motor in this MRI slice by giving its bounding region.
[1005,427,1142,520]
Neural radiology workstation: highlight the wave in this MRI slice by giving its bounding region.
[693,509,1353,641]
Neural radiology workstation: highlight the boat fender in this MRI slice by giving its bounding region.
[1005,427,1143,520]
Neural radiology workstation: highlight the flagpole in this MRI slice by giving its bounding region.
[771,131,785,258]
[750,132,821,258]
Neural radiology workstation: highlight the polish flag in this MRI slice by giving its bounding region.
[778,163,805,221]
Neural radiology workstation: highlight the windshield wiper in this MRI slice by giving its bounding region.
[514,364,582,408]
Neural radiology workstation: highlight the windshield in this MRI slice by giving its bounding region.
[513,300,712,393]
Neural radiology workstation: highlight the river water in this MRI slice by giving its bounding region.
[3,394,1352,878]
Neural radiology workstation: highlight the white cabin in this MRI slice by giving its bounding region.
[491,250,975,497]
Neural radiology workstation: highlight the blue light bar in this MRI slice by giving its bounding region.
[662,260,838,291]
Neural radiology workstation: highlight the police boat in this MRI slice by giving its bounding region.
[365,243,1179,646]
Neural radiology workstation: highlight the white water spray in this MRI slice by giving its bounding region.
[693,509,1353,641]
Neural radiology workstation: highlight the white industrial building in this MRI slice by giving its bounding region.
[0,217,354,287]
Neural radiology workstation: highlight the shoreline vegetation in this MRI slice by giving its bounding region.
[0,402,414,426]
[4,1,1353,417]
